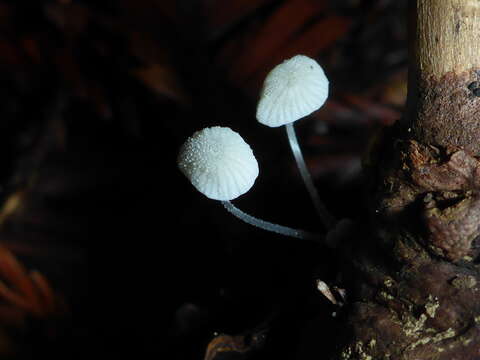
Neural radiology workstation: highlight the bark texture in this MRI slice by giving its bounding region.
[333,1,480,359]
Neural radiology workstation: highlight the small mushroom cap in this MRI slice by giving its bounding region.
[256,55,329,127]
[177,126,259,201]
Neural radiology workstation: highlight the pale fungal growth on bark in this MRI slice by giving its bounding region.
[256,55,334,229]
[178,126,319,240]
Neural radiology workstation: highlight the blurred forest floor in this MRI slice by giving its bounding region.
[0,0,407,358]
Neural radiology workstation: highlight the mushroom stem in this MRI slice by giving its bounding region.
[222,201,320,241]
[285,122,335,229]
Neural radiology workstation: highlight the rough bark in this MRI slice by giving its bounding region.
[333,1,480,359]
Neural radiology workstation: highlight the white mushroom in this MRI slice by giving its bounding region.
[177,126,258,201]
[178,126,319,240]
[256,55,329,128]
[256,55,334,229]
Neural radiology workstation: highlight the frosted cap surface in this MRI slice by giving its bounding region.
[256,55,329,127]
[177,126,259,200]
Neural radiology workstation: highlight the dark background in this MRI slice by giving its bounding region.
[0,0,407,358]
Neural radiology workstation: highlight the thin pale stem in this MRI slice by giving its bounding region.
[285,122,335,229]
[222,201,320,241]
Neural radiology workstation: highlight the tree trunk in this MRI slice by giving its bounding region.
[333,1,480,359]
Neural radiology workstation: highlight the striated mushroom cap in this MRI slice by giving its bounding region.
[177,126,259,201]
[256,55,329,127]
